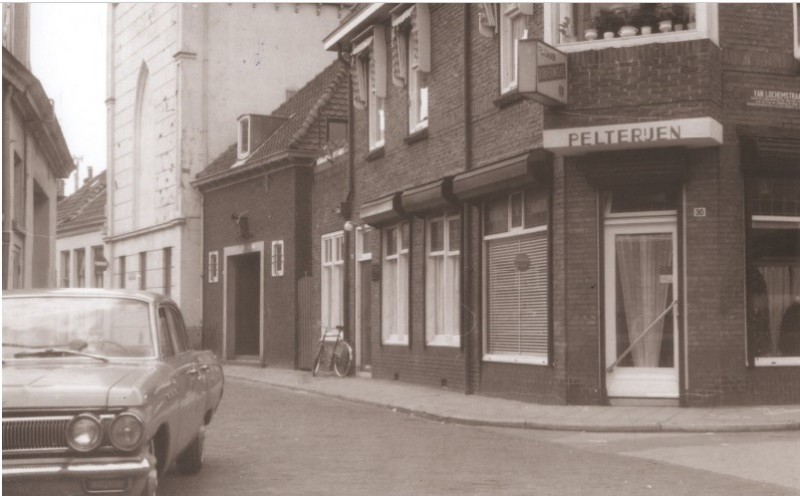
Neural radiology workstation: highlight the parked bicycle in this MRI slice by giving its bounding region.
[312,325,353,377]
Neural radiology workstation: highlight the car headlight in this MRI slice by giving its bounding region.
[66,413,103,452]
[108,413,144,451]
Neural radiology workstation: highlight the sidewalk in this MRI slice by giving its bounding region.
[223,364,800,433]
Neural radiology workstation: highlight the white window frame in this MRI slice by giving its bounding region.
[794,3,800,60]
[543,3,719,53]
[482,190,550,365]
[207,251,219,283]
[407,6,429,134]
[237,115,251,160]
[382,223,410,345]
[751,214,800,367]
[271,240,284,277]
[500,4,528,93]
[321,232,345,339]
[426,215,460,347]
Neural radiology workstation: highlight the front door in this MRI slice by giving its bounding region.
[604,220,679,399]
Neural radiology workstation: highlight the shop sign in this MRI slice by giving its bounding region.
[746,89,800,111]
[518,39,568,107]
[543,117,723,156]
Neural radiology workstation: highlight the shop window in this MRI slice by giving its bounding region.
[748,177,800,366]
[500,4,531,93]
[271,240,284,277]
[382,222,410,345]
[353,26,387,151]
[605,184,679,216]
[75,249,86,287]
[237,116,251,159]
[61,250,71,288]
[321,232,345,338]
[207,251,219,284]
[544,3,718,52]
[483,188,550,365]
[426,215,460,347]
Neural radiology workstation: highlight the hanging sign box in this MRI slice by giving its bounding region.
[518,39,568,107]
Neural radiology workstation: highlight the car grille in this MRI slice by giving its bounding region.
[2,415,114,455]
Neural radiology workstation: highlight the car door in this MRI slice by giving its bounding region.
[164,305,206,446]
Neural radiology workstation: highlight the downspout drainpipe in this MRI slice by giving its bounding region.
[462,3,473,395]
[340,48,355,358]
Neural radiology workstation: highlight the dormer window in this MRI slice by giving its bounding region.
[238,115,251,159]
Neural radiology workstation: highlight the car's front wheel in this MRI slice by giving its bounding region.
[176,423,205,474]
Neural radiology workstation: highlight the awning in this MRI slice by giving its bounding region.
[400,176,458,216]
[360,192,408,227]
[579,148,688,188]
[740,135,800,176]
[452,149,552,201]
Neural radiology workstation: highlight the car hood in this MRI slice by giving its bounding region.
[2,360,155,410]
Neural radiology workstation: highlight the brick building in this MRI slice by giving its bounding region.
[194,61,349,367]
[321,3,800,406]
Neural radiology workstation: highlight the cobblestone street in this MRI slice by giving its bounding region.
[159,378,800,495]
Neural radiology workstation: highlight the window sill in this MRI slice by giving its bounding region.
[366,146,385,162]
[404,126,429,145]
[754,356,800,367]
[483,353,548,366]
[426,335,460,348]
[553,30,712,53]
[493,89,524,109]
[382,336,409,346]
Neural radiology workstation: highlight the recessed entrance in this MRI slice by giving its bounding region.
[227,251,261,358]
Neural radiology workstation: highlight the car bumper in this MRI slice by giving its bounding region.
[3,454,157,495]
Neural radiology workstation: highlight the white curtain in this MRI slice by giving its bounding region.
[760,266,799,354]
[616,234,672,367]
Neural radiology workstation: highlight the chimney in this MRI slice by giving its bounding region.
[88,166,93,179]
[285,88,298,101]
[74,170,79,192]
[57,179,66,201]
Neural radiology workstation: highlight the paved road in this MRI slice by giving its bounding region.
[159,378,800,495]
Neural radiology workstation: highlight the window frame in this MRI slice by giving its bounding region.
[500,4,528,94]
[382,222,410,346]
[794,3,800,60]
[92,246,105,288]
[60,250,71,288]
[75,248,86,288]
[321,232,345,339]
[543,3,719,53]
[369,52,386,151]
[271,240,285,277]
[482,189,551,365]
[207,251,219,283]
[425,214,461,347]
[407,10,429,134]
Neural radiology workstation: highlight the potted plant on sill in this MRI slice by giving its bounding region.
[634,3,658,35]
[612,5,639,37]
[594,9,622,40]
[671,3,688,31]
[657,3,674,32]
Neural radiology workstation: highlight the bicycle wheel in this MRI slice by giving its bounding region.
[312,345,324,377]
[333,341,353,377]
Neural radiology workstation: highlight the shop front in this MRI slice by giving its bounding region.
[545,117,723,404]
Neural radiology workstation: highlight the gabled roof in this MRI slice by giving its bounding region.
[195,60,349,185]
[57,170,106,235]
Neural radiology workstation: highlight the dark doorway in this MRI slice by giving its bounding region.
[233,252,261,356]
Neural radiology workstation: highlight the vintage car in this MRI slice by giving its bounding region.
[2,289,224,495]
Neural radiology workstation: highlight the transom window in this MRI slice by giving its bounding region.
[747,177,800,366]
[483,188,550,365]
[426,214,460,346]
[383,223,410,345]
[545,3,718,52]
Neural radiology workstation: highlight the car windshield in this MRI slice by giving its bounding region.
[3,296,155,359]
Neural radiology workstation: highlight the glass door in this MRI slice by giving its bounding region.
[604,220,679,399]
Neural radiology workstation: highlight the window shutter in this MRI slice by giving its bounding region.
[486,232,548,357]
[479,3,499,38]
[352,36,372,110]
[516,3,534,16]
[415,3,431,73]
[373,25,387,99]
[392,8,413,88]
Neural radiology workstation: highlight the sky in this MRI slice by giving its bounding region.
[30,3,107,196]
